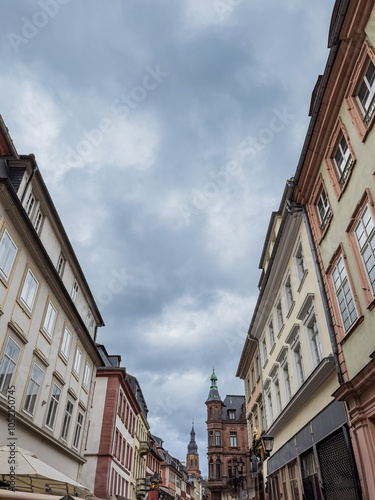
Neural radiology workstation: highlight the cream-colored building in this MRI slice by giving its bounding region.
[291,2,375,498]
[0,116,104,495]
[127,373,150,500]
[238,184,361,499]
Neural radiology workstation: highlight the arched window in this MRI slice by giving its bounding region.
[209,460,214,479]
[216,459,222,479]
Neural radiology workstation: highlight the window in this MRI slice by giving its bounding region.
[267,318,275,351]
[25,192,35,218]
[251,365,255,391]
[345,41,375,140]
[258,399,266,434]
[333,134,353,186]
[294,240,307,288]
[253,405,259,433]
[280,352,292,403]
[255,354,261,380]
[60,327,72,361]
[283,272,294,316]
[354,205,375,294]
[287,325,305,388]
[73,347,82,378]
[264,382,273,426]
[71,280,79,302]
[61,400,74,441]
[325,119,356,199]
[261,336,268,366]
[42,300,57,339]
[85,309,95,337]
[45,383,61,429]
[357,59,375,121]
[73,411,84,449]
[316,188,331,231]
[33,208,43,235]
[208,431,213,446]
[273,373,282,416]
[245,375,250,400]
[230,433,237,447]
[331,256,358,332]
[275,297,284,335]
[0,230,17,280]
[56,253,65,277]
[215,430,221,446]
[216,459,222,479]
[83,362,91,390]
[214,408,219,419]
[19,268,39,313]
[248,414,254,442]
[24,363,43,415]
[308,313,323,366]
[209,460,214,479]
[229,410,236,420]
[0,338,21,396]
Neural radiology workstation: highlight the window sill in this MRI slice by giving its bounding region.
[269,343,276,355]
[277,324,285,339]
[316,213,333,244]
[17,298,34,319]
[8,320,28,344]
[40,328,53,344]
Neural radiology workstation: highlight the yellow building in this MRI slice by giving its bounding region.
[238,184,361,499]
[0,116,104,496]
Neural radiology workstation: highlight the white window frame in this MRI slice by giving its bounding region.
[316,188,331,231]
[61,400,74,441]
[261,335,268,367]
[279,350,292,403]
[82,361,91,390]
[274,297,284,335]
[72,411,84,450]
[229,433,237,447]
[0,229,18,281]
[33,207,44,235]
[267,318,275,352]
[56,253,65,277]
[357,59,375,124]
[333,133,353,186]
[331,256,358,332]
[71,279,79,302]
[45,383,61,430]
[293,239,307,289]
[264,381,273,427]
[19,268,39,313]
[298,296,323,368]
[25,192,35,218]
[283,271,294,316]
[0,337,21,396]
[354,205,375,294]
[41,300,57,339]
[23,362,44,416]
[60,327,72,361]
[73,346,83,378]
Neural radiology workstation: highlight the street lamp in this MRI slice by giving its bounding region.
[261,435,274,458]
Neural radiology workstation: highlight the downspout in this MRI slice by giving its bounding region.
[286,184,344,385]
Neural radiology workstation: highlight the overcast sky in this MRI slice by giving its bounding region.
[1,0,335,476]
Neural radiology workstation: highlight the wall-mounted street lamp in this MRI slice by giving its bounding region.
[261,435,274,459]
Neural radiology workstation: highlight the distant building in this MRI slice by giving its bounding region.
[82,345,138,498]
[0,115,104,496]
[186,422,201,476]
[205,370,251,500]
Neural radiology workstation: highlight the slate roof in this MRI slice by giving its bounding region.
[221,395,246,421]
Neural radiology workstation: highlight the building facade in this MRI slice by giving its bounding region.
[238,184,361,499]
[82,345,138,499]
[290,1,375,498]
[206,370,251,500]
[0,115,104,495]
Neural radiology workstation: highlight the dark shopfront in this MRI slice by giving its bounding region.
[265,401,362,500]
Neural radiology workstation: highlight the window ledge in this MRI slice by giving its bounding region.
[8,320,28,344]
[286,302,295,319]
[33,347,49,367]
[269,343,276,355]
[277,324,285,339]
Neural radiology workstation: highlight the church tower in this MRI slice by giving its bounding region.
[186,422,201,475]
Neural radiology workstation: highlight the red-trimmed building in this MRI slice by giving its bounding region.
[81,344,138,498]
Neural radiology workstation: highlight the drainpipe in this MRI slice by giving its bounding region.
[286,186,344,385]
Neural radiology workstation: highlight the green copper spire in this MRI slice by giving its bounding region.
[206,368,221,402]
[210,368,218,389]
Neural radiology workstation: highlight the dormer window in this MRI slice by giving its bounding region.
[228,410,236,420]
